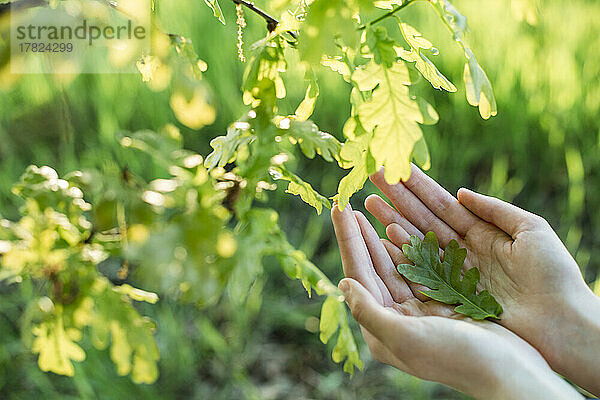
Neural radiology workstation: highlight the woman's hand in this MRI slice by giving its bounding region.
[331,204,581,400]
[365,166,600,395]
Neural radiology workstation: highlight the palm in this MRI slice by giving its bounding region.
[330,200,550,389]
[363,166,595,373]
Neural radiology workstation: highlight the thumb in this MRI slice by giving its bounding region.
[339,278,405,345]
[457,188,545,239]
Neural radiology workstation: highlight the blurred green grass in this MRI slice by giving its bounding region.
[0,0,599,398]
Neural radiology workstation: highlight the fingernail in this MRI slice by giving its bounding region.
[338,279,350,294]
[457,187,469,198]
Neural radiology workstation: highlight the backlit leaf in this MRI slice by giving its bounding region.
[334,131,375,210]
[203,0,225,24]
[113,284,159,304]
[464,49,497,119]
[170,88,216,130]
[283,119,341,162]
[397,21,456,92]
[205,125,255,170]
[295,68,320,121]
[32,315,85,377]
[429,0,497,118]
[298,0,359,63]
[366,26,397,68]
[271,166,330,214]
[242,37,287,105]
[353,59,423,183]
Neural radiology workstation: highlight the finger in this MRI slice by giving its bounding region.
[365,194,424,239]
[385,224,441,260]
[361,327,410,372]
[381,238,431,302]
[370,170,462,248]
[354,211,413,303]
[341,280,458,381]
[457,188,546,239]
[332,203,388,304]
[339,278,416,347]
[402,164,480,237]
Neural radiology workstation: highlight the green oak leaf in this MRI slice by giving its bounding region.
[333,128,375,210]
[11,165,92,219]
[415,96,439,126]
[321,56,352,82]
[295,67,320,121]
[397,21,457,92]
[277,245,363,375]
[430,0,497,118]
[270,166,330,214]
[411,135,431,171]
[464,48,497,120]
[169,35,207,79]
[283,120,341,162]
[373,0,403,9]
[298,0,359,63]
[204,125,255,171]
[203,0,225,24]
[397,232,503,320]
[242,37,287,105]
[90,278,160,384]
[366,26,397,68]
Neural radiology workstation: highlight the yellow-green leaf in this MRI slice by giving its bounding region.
[334,129,375,210]
[295,68,320,121]
[271,167,330,214]
[32,316,85,377]
[464,49,497,119]
[298,0,358,63]
[110,321,133,376]
[203,0,225,24]
[319,296,341,343]
[397,22,456,92]
[283,119,341,162]
[113,284,159,304]
[430,0,497,118]
[353,60,423,183]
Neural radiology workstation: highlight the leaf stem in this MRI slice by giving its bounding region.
[358,0,419,30]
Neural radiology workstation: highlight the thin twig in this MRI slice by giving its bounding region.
[357,0,418,30]
[232,0,279,32]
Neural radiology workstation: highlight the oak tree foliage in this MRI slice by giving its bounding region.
[0,0,497,382]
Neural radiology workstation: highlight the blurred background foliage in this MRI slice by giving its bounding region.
[0,0,599,398]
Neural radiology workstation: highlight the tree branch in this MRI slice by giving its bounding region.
[232,0,279,32]
[0,0,46,17]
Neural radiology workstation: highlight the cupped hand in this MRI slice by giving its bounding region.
[365,165,600,395]
[331,204,581,400]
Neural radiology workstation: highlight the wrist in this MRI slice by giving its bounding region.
[549,287,600,396]
[486,355,583,400]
